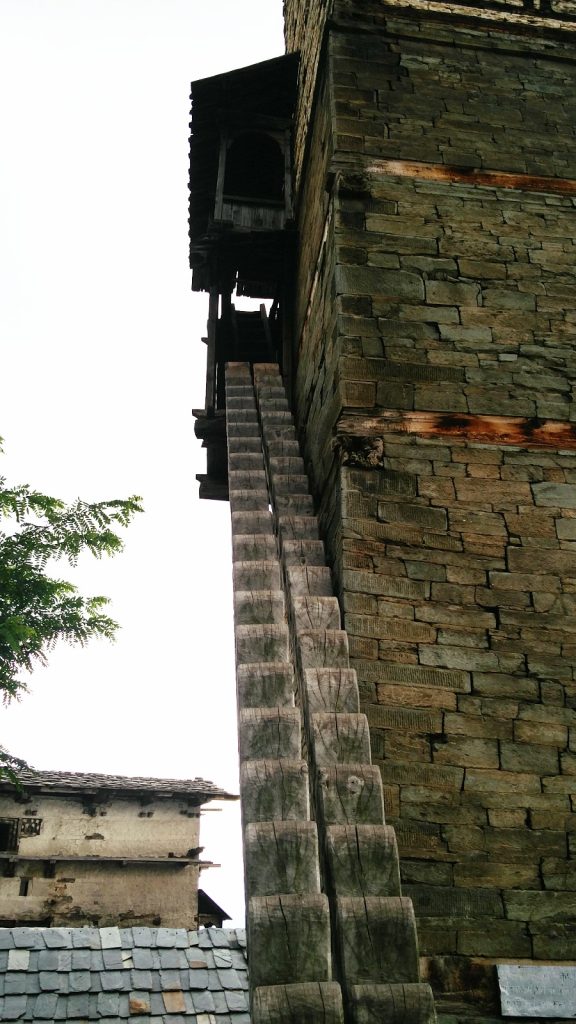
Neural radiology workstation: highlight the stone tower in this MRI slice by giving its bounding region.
[190,1,576,1020]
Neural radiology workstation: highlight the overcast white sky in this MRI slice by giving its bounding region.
[1,0,284,927]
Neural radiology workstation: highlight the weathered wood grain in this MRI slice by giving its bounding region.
[311,713,370,765]
[245,821,321,895]
[316,765,384,825]
[235,624,289,664]
[291,596,341,631]
[239,708,302,761]
[236,663,295,709]
[252,982,344,1024]
[336,897,420,986]
[349,982,437,1024]
[304,668,359,713]
[325,825,401,897]
[248,894,332,987]
[240,760,310,823]
[234,590,286,626]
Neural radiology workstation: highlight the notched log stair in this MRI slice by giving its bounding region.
[226,362,437,1024]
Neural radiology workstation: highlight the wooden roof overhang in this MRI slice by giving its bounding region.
[188,53,299,296]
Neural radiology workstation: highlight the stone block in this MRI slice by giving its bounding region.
[317,765,385,825]
[336,896,419,986]
[349,983,436,1024]
[252,982,344,1024]
[336,265,424,301]
[240,760,309,824]
[532,482,576,509]
[311,713,371,764]
[405,885,503,920]
[239,708,302,761]
[500,741,559,775]
[505,890,576,922]
[245,822,321,896]
[426,280,480,306]
[248,895,332,988]
[237,663,294,709]
[326,824,401,897]
[458,921,532,958]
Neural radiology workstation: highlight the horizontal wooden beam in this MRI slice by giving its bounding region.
[366,160,576,196]
[337,410,576,450]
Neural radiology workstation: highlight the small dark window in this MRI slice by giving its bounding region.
[224,132,284,202]
[19,878,30,897]
[0,819,19,852]
[20,818,42,837]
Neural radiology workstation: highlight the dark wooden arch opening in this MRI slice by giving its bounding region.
[224,132,284,202]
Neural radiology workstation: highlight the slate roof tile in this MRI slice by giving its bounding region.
[43,930,71,949]
[68,972,91,993]
[70,950,91,971]
[130,969,153,990]
[32,991,59,1019]
[102,949,123,970]
[5,971,27,994]
[226,990,250,1013]
[217,968,241,990]
[132,948,154,969]
[188,968,209,989]
[39,971,62,991]
[3,993,28,1019]
[119,930,134,949]
[132,928,155,947]
[191,988,216,1013]
[0,927,250,1021]
[99,928,121,951]
[158,968,181,989]
[159,948,187,969]
[12,929,45,950]
[7,767,234,799]
[70,929,98,949]
[8,949,30,970]
[37,951,59,971]
[96,991,120,1016]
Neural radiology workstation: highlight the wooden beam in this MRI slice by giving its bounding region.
[337,410,576,451]
[365,160,576,197]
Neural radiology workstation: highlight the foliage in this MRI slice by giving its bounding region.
[0,438,143,704]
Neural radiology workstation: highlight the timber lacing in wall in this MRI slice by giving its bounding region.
[226,362,437,1024]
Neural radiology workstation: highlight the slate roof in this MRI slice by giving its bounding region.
[2,769,236,802]
[0,926,249,1021]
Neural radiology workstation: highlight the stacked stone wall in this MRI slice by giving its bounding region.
[287,0,576,982]
[338,439,576,962]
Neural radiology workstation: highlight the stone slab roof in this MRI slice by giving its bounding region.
[2,769,236,802]
[0,926,249,1021]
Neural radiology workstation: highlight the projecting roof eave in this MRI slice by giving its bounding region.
[1,768,238,803]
